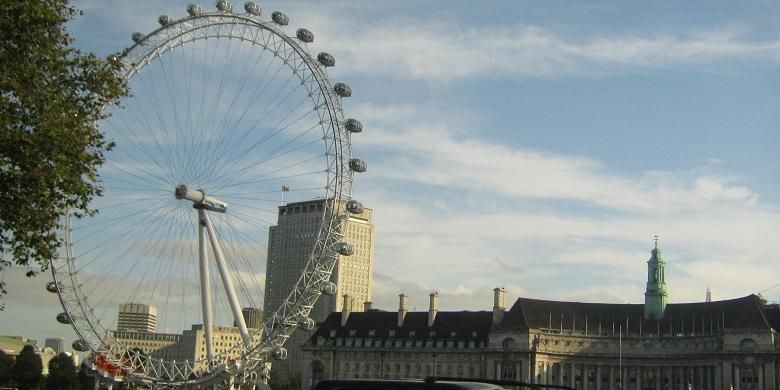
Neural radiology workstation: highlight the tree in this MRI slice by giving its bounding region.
[0,350,14,386]
[45,352,78,390]
[0,0,127,303]
[268,369,303,390]
[13,345,42,389]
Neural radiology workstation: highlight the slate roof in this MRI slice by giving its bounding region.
[311,311,493,341]
[495,294,771,335]
[764,304,780,332]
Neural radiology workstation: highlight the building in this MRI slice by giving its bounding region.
[44,337,65,354]
[303,244,780,390]
[112,330,181,360]
[0,335,35,356]
[236,307,263,329]
[304,292,495,387]
[117,303,157,333]
[263,199,375,379]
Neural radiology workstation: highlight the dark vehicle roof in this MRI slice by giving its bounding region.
[313,379,505,390]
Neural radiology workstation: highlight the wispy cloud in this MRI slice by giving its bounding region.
[354,103,780,310]
[304,17,780,80]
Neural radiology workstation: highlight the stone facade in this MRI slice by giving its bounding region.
[112,324,262,368]
[303,290,780,390]
[117,303,157,333]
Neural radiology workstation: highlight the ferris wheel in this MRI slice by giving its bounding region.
[47,1,364,387]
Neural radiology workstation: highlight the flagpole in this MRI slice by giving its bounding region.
[281,185,289,205]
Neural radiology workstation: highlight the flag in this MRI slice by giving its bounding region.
[281,185,290,192]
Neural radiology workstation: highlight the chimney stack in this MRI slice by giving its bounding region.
[493,287,506,325]
[341,294,352,326]
[428,292,439,327]
[364,301,373,311]
[398,293,408,327]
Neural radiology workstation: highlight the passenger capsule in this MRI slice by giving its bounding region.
[296,28,314,43]
[186,4,203,16]
[346,200,363,214]
[317,52,335,67]
[72,340,90,352]
[336,242,354,256]
[349,159,367,173]
[344,119,362,133]
[334,83,352,98]
[320,281,337,296]
[297,317,315,330]
[56,312,71,324]
[271,347,288,360]
[131,32,144,44]
[216,0,233,12]
[46,281,61,293]
[158,15,174,27]
[244,2,261,15]
[271,11,289,26]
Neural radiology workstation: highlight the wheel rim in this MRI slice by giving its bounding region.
[50,9,355,386]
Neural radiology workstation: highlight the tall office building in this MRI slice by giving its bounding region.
[44,337,65,354]
[263,198,375,380]
[235,307,263,329]
[117,303,157,333]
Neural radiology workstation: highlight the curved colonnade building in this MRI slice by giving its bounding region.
[303,245,780,390]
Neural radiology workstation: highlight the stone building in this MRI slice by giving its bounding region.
[117,303,157,333]
[263,199,375,379]
[303,244,780,390]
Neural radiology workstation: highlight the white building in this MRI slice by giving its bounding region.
[263,199,375,380]
[117,303,157,333]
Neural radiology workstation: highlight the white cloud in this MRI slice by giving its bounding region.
[301,15,780,80]
[351,103,780,309]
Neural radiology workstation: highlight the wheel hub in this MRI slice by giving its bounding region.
[174,184,228,213]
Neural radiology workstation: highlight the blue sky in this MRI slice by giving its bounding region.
[4,0,780,344]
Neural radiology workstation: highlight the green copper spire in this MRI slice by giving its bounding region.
[644,236,668,320]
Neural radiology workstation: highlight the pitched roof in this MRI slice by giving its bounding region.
[763,304,780,332]
[311,311,493,341]
[495,294,771,335]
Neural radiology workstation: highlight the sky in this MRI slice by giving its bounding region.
[3,0,780,346]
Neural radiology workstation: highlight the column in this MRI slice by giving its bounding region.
[597,365,602,390]
[758,364,764,390]
[735,365,740,390]
[609,365,615,390]
[547,362,553,385]
[558,363,564,386]
[623,366,629,390]
[765,360,775,390]
[517,361,523,382]
[569,363,575,389]
[697,366,703,390]
[656,366,661,390]
[495,361,501,380]
[715,363,723,390]
[637,367,642,390]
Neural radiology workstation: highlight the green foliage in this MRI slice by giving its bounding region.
[13,345,43,389]
[0,350,14,386]
[77,368,94,390]
[45,352,78,390]
[0,0,127,304]
[268,369,303,390]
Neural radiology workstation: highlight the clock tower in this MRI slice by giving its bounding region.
[644,237,668,320]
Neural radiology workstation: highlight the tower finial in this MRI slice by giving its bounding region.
[653,234,660,249]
